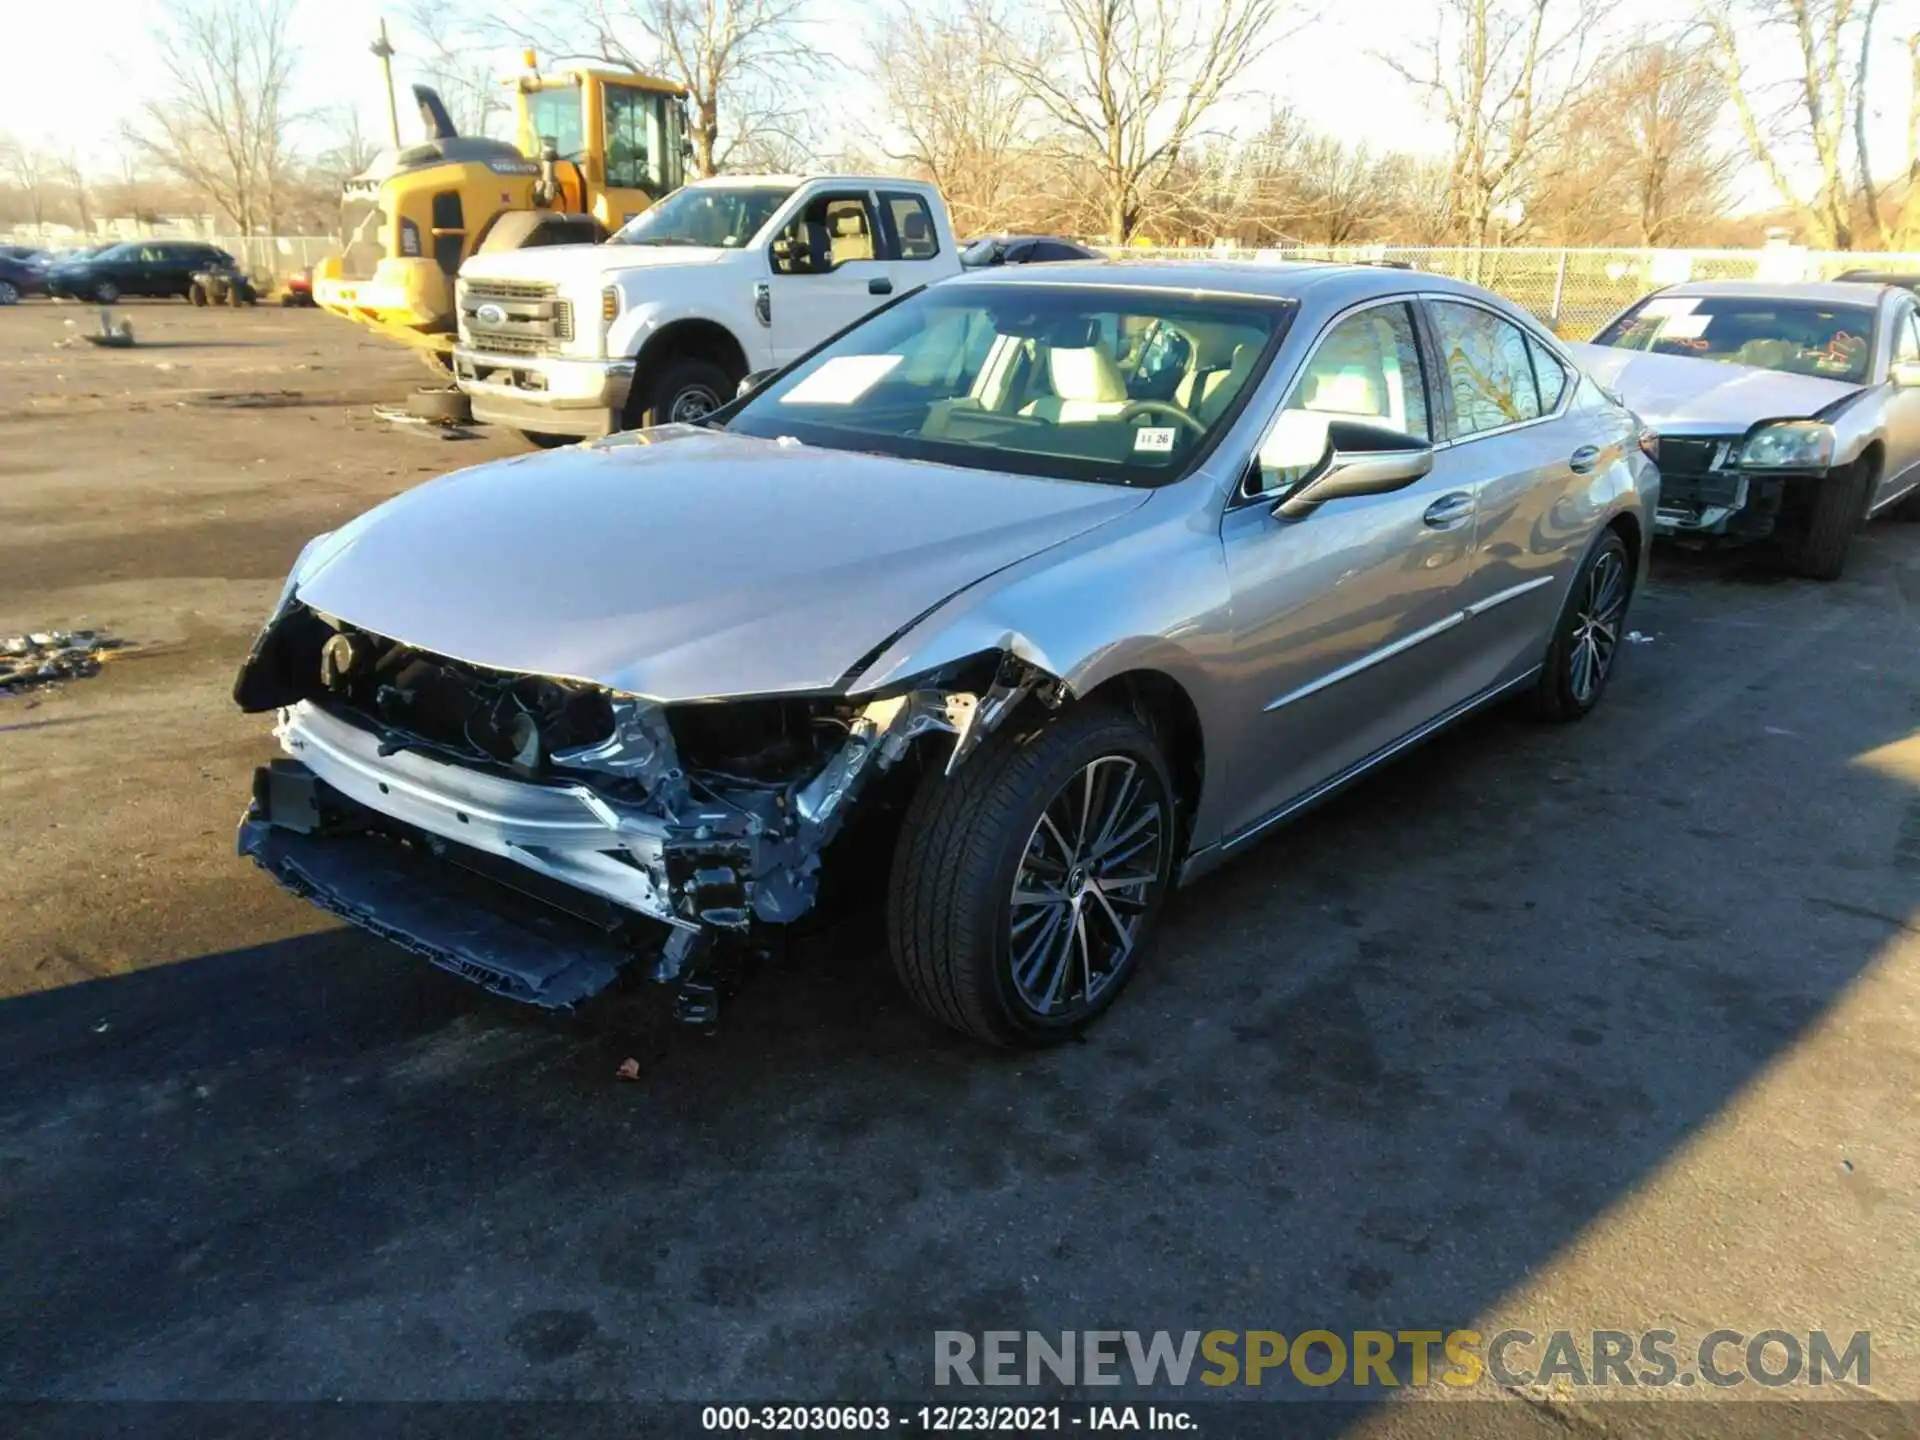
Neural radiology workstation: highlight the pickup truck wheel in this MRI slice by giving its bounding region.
[887,705,1175,1047]
[1791,457,1875,580]
[1527,529,1632,722]
[633,357,733,428]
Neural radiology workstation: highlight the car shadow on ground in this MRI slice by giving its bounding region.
[1,541,1916,1430]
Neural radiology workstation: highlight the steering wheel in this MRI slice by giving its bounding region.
[1119,399,1206,437]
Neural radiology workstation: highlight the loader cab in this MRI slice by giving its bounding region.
[515,69,688,233]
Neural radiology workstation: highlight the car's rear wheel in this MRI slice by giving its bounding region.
[888,705,1175,1046]
[1528,529,1632,722]
[1791,456,1875,579]
[93,280,119,304]
[0,280,17,306]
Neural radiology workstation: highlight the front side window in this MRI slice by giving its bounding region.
[603,84,658,191]
[1592,294,1876,383]
[609,185,793,249]
[1431,299,1542,437]
[726,283,1291,486]
[1257,302,1429,489]
[524,84,584,161]
[770,194,878,274]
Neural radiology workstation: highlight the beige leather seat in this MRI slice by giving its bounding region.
[1021,346,1130,423]
[830,210,872,263]
[1189,343,1259,425]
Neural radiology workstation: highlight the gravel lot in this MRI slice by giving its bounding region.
[1,301,1917,1436]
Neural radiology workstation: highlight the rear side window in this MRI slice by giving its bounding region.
[1528,336,1569,410]
[1430,300,1542,436]
[881,191,940,260]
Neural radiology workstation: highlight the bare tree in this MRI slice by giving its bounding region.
[57,151,93,234]
[994,0,1298,244]
[1383,0,1603,249]
[1705,0,1873,247]
[1291,136,1385,244]
[401,1,513,138]
[0,135,54,229]
[868,0,1042,237]
[125,0,302,233]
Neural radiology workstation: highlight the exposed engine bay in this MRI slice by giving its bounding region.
[233,602,1058,1012]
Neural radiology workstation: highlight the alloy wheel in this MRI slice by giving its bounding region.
[1569,548,1627,705]
[1007,755,1167,1019]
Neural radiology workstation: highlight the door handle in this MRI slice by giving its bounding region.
[1422,492,1475,529]
[1570,445,1600,473]
[868,277,893,296]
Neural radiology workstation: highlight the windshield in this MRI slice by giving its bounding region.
[610,185,793,248]
[726,283,1292,486]
[1593,295,1877,383]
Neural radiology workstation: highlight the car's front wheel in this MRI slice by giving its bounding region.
[1791,456,1876,579]
[631,356,734,428]
[1528,528,1632,722]
[93,280,119,304]
[0,280,17,306]
[888,705,1175,1046]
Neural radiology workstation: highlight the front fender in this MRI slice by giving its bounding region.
[606,295,766,370]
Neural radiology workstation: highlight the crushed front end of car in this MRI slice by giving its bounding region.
[233,600,1052,1016]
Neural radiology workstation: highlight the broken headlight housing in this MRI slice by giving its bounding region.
[1738,422,1834,470]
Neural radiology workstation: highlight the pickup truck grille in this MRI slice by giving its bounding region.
[458,279,576,357]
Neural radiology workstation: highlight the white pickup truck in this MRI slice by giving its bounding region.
[453,175,961,443]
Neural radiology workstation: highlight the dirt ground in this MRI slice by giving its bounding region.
[1,299,1918,1436]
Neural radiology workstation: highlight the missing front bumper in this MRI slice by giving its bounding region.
[239,784,656,1009]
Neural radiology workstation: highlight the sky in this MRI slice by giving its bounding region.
[5,0,1920,224]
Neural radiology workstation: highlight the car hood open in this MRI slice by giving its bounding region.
[292,429,1149,701]
[1569,342,1863,432]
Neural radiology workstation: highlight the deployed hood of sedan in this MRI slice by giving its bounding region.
[292,430,1149,701]
[1569,342,1862,431]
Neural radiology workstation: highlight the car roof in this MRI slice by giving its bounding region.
[1655,278,1891,304]
[943,258,1503,307]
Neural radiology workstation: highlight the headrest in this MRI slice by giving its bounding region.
[1048,346,1128,404]
[832,211,867,237]
[902,212,930,241]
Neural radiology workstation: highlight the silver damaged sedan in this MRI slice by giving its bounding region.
[235,262,1658,1046]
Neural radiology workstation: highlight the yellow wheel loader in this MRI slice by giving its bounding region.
[313,58,687,367]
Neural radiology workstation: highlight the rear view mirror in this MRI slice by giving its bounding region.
[1274,420,1434,519]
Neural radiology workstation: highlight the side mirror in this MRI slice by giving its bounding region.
[1893,360,1920,387]
[1273,420,1434,519]
[738,367,779,397]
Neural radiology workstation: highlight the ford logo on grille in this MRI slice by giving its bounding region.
[475,302,507,326]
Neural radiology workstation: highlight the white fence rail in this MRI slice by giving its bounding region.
[7,233,1919,331]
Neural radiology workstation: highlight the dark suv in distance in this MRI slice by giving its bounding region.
[45,241,241,303]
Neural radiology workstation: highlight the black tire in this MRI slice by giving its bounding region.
[629,356,735,429]
[1791,457,1875,580]
[518,431,575,449]
[0,280,17,306]
[93,281,119,304]
[405,385,471,424]
[188,282,208,306]
[888,704,1176,1047]
[1528,528,1633,722]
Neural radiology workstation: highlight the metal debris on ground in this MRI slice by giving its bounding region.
[0,630,131,694]
[372,404,474,440]
[1627,631,1655,644]
[72,309,135,349]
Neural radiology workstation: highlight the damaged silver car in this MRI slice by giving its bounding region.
[236,263,1657,1045]
[1576,280,1920,578]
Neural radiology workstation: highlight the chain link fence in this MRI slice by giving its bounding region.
[8,230,1920,327]
[1109,244,1920,338]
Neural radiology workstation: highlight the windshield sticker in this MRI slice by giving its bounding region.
[1133,426,1177,453]
[780,354,904,405]
[1656,314,1711,340]
[1639,297,1699,319]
